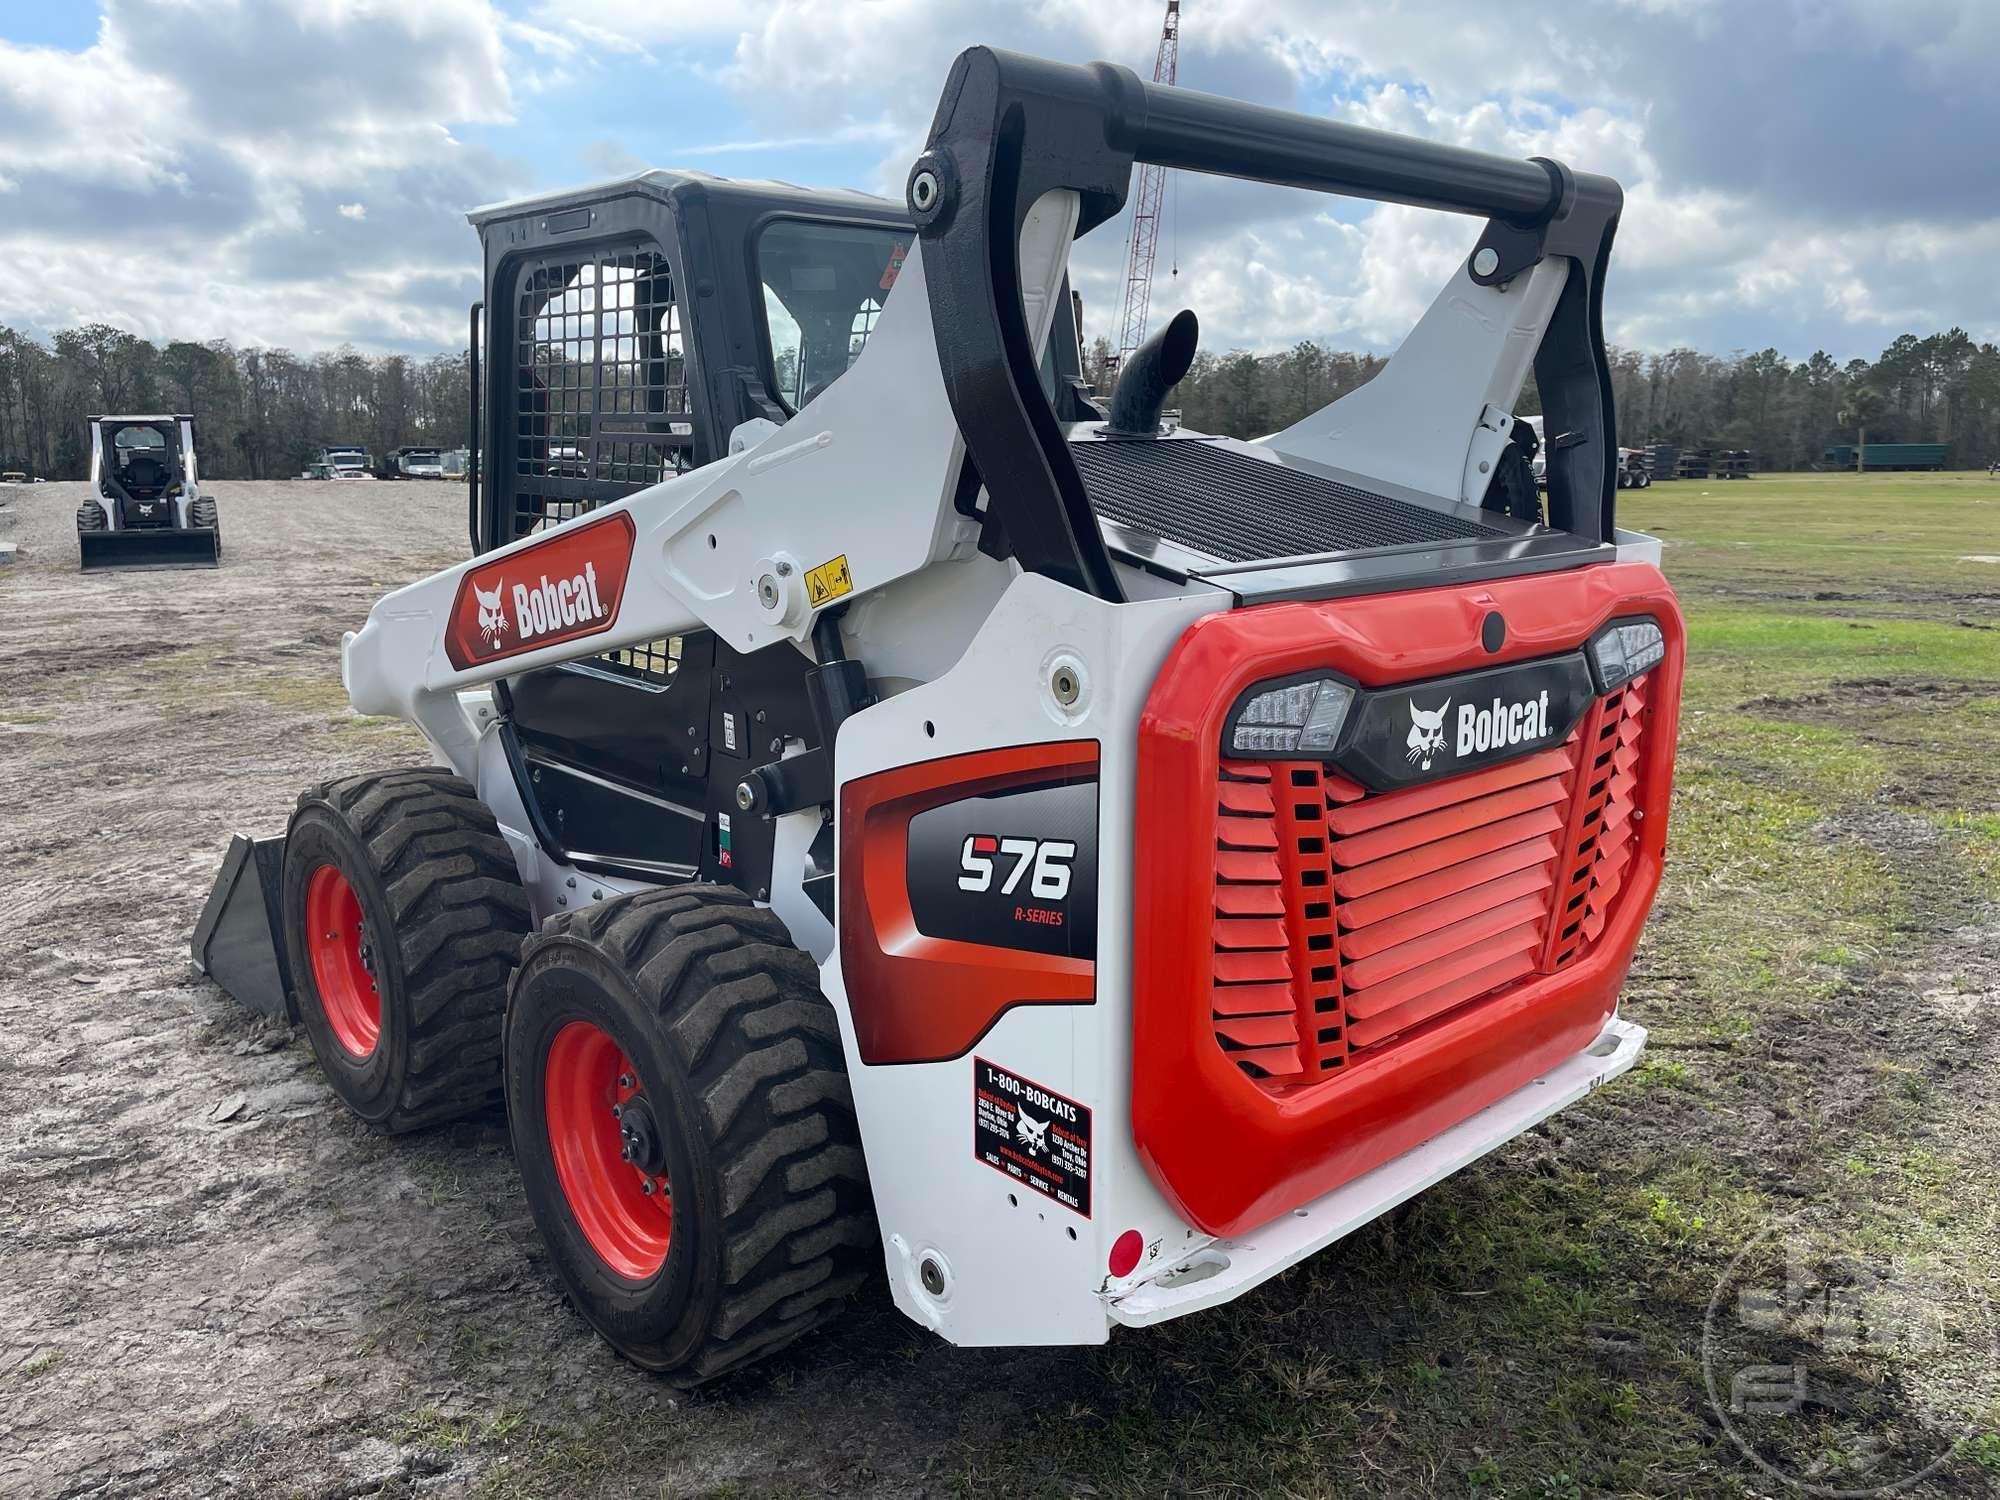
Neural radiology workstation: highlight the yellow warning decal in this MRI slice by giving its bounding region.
[805,553,853,606]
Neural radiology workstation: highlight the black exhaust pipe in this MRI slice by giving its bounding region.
[1104,309,1199,438]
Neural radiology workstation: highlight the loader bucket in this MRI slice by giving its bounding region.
[190,834,296,1022]
[80,526,220,572]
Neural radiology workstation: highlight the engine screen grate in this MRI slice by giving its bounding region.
[1071,438,1501,565]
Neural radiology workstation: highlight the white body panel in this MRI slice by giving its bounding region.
[1261,261,1566,508]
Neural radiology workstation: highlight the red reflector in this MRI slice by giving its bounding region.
[1109,1229,1144,1278]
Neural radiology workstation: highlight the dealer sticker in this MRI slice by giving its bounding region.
[973,1057,1091,1217]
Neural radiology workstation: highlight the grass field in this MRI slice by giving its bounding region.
[896,472,2000,1498]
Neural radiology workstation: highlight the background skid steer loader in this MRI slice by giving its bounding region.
[194,47,1683,1384]
[77,413,220,570]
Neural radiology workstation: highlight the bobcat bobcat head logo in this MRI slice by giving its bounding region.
[1014,1105,1051,1156]
[1406,697,1452,771]
[472,578,508,647]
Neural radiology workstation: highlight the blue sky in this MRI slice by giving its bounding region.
[2,0,1996,365]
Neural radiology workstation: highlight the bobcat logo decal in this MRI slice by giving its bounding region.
[472,578,508,647]
[1406,697,1452,771]
[1014,1105,1052,1156]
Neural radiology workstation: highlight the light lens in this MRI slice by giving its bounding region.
[1108,1229,1144,1279]
[1228,676,1356,757]
[1590,617,1665,690]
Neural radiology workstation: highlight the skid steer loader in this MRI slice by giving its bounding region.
[77,413,220,570]
[193,48,1683,1383]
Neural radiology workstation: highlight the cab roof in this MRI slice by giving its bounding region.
[467,169,903,229]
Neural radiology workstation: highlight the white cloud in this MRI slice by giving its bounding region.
[2,0,1996,360]
[0,0,521,351]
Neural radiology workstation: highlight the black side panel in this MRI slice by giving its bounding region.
[507,635,824,899]
[508,636,717,793]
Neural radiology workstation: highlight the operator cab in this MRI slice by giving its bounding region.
[112,423,174,509]
[466,172,1001,891]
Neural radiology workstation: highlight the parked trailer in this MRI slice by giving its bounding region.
[1822,442,1949,472]
[1675,446,1754,480]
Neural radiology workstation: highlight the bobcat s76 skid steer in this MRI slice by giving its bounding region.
[193,47,1683,1383]
[76,414,220,570]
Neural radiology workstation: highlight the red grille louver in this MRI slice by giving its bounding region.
[1209,676,1651,1088]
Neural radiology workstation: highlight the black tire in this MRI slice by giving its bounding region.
[282,768,529,1133]
[76,500,106,532]
[506,885,875,1385]
[191,496,217,529]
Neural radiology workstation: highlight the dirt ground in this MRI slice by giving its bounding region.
[0,482,1111,1500]
[1,476,1997,1499]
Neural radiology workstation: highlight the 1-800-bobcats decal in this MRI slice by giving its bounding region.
[444,512,635,670]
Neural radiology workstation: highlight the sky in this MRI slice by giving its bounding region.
[1,0,1995,364]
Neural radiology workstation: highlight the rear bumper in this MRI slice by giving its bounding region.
[1107,1014,1646,1326]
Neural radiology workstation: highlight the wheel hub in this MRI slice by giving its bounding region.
[613,1097,666,1175]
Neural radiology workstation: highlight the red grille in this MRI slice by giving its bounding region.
[1209,675,1651,1088]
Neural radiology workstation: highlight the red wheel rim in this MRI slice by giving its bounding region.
[545,1020,673,1281]
[304,864,380,1059]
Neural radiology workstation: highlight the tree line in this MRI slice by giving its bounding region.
[0,324,470,480]
[1086,327,2000,469]
[3,317,1996,480]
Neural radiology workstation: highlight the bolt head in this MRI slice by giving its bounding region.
[756,574,780,609]
[1472,246,1500,278]
[1050,661,1083,707]
[919,1257,947,1296]
[910,170,939,212]
[734,782,756,811]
